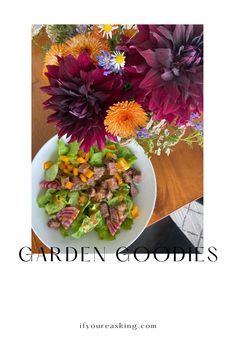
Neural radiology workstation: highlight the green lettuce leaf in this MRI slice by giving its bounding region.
[117,146,137,167]
[37,189,56,208]
[44,190,68,215]
[95,216,115,240]
[89,152,104,166]
[67,141,80,163]
[71,210,102,239]
[44,163,58,181]
[121,217,133,230]
[59,199,90,237]
[67,191,79,206]
[57,139,69,155]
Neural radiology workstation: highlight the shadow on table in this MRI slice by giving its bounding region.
[125,198,203,254]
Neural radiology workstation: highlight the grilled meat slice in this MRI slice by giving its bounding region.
[132,169,142,184]
[57,207,80,230]
[106,177,118,191]
[48,218,61,229]
[40,180,61,190]
[107,162,118,176]
[78,163,90,174]
[94,167,105,180]
[100,203,110,218]
[130,183,139,197]
[122,170,133,183]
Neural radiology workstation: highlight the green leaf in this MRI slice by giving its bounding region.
[37,189,56,208]
[67,141,80,163]
[117,146,137,167]
[58,139,69,155]
[121,218,133,230]
[89,152,104,166]
[95,217,115,240]
[71,210,102,239]
[44,163,59,181]
[44,190,68,215]
[67,191,79,206]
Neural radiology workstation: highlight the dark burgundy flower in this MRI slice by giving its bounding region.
[124,25,203,124]
[41,52,124,151]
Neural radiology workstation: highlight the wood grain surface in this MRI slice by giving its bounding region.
[31,32,203,253]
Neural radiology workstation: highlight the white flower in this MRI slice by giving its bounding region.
[164,129,169,136]
[165,148,171,156]
[157,148,162,156]
[98,24,118,39]
[110,51,126,71]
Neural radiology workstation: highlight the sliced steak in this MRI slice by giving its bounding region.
[78,163,90,174]
[93,187,107,202]
[94,167,105,180]
[132,169,142,184]
[71,176,84,190]
[57,207,80,230]
[60,175,70,187]
[101,180,108,189]
[87,187,96,198]
[104,154,117,165]
[40,180,61,190]
[130,183,139,197]
[106,190,113,200]
[100,203,110,218]
[110,207,119,225]
[106,177,118,191]
[87,176,95,185]
[123,170,133,183]
[107,162,118,175]
[48,218,61,229]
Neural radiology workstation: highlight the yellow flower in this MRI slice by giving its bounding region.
[64,33,109,63]
[104,101,147,138]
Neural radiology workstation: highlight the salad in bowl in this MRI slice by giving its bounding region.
[37,139,142,241]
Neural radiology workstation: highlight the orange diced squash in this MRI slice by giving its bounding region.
[43,160,52,170]
[64,181,73,190]
[67,164,73,172]
[59,155,70,164]
[59,162,65,171]
[84,169,94,179]
[73,167,79,176]
[116,157,129,171]
[84,152,90,162]
[77,157,86,164]
[106,152,114,159]
[114,173,123,185]
[79,195,87,205]
[106,144,116,150]
[79,174,87,183]
[131,205,139,218]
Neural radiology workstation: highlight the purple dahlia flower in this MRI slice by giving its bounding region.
[124,25,203,124]
[41,52,124,151]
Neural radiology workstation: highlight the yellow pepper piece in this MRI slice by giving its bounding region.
[106,144,116,150]
[131,205,139,219]
[84,152,90,162]
[67,164,73,172]
[77,157,86,164]
[116,157,129,171]
[64,181,73,190]
[43,160,52,170]
[106,152,115,159]
[84,169,94,179]
[79,195,87,205]
[59,162,65,171]
[59,155,70,164]
[73,167,79,176]
[114,173,123,185]
[79,174,87,183]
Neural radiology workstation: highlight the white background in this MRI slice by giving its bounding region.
[1,0,236,352]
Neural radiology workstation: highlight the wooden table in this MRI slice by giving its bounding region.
[32,33,203,253]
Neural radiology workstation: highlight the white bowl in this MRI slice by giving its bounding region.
[32,135,157,253]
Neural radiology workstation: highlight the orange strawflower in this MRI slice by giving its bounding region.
[64,33,109,63]
[104,101,147,138]
[43,43,67,78]
[123,28,138,39]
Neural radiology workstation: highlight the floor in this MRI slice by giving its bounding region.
[170,200,203,249]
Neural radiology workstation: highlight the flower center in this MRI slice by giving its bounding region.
[103,24,113,33]
[115,53,125,65]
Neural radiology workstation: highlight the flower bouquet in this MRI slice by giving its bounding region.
[33,24,203,157]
